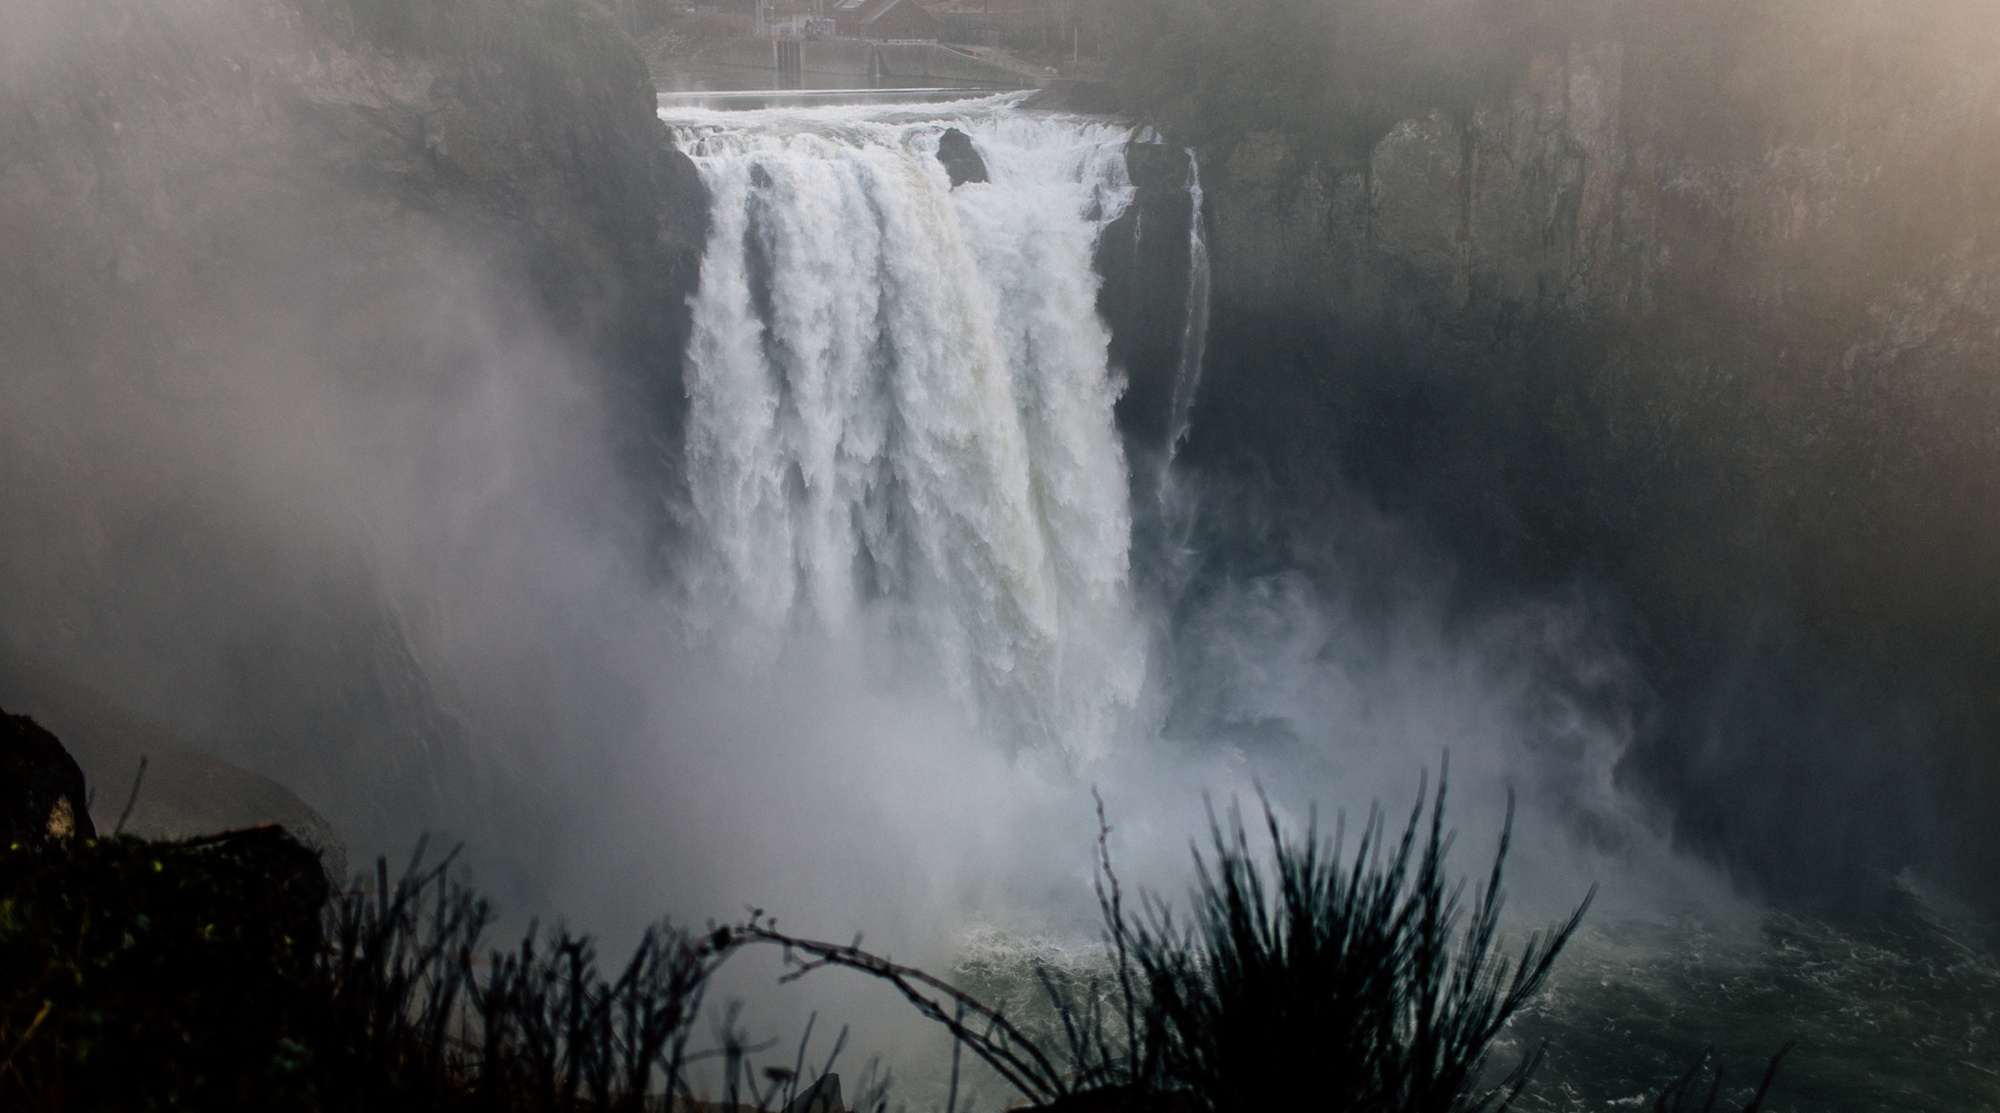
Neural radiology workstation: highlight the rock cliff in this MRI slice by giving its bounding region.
[1149,1,2000,909]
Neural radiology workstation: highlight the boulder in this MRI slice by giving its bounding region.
[0,709,95,847]
[936,128,988,187]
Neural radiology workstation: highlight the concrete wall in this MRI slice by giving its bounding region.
[803,39,877,77]
[873,43,1033,85]
[694,37,1033,85]
[697,37,787,71]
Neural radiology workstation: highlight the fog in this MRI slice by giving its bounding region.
[5,0,1997,1100]
[0,0,1685,893]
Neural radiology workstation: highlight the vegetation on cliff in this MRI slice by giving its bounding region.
[0,829,768,1110]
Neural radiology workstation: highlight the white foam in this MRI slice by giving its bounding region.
[672,101,1145,762]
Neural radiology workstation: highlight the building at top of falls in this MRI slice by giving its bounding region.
[827,0,937,41]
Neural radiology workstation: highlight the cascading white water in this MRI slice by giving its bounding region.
[670,97,1147,761]
[1166,149,1210,457]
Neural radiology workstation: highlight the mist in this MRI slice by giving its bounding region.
[0,0,1667,918]
[6,0,2000,1104]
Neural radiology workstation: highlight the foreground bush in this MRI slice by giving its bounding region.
[0,832,746,1111]
[750,776,1789,1113]
[0,791,1789,1111]
[1101,781,1587,1113]
[751,777,1587,1111]
[0,827,326,1107]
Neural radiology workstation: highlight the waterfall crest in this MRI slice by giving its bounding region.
[672,100,1146,760]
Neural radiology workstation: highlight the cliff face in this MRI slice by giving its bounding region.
[1212,7,2000,352]
[0,0,707,428]
[0,0,706,860]
[1171,2,2000,908]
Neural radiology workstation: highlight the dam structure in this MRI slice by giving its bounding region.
[691,36,1039,89]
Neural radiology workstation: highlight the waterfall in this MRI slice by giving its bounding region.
[1166,149,1210,457]
[670,99,1147,761]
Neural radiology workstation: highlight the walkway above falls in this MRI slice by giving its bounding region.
[681,36,1042,90]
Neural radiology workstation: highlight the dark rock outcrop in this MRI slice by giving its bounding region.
[1,709,95,848]
[937,127,989,187]
[0,654,347,880]
[1098,138,1199,454]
